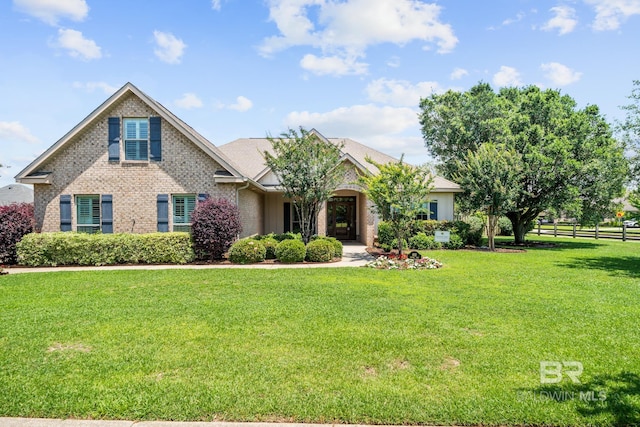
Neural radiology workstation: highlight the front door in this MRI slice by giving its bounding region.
[327,197,356,240]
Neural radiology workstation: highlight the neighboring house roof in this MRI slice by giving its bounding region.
[15,82,250,186]
[613,197,640,213]
[0,184,34,206]
[218,130,462,192]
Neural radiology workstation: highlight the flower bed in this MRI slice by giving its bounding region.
[365,255,443,270]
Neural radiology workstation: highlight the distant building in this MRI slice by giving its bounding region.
[0,184,34,206]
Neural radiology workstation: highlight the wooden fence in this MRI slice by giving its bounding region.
[536,222,640,241]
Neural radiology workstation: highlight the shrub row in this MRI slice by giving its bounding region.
[377,218,484,251]
[228,235,342,264]
[16,232,195,266]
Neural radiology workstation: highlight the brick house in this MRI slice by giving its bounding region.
[15,83,461,245]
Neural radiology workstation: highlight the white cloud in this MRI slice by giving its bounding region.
[212,0,221,10]
[175,93,204,109]
[386,56,401,68]
[286,104,418,136]
[72,81,118,94]
[366,78,443,107]
[153,31,186,64]
[228,96,253,112]
[55,28,102,60]
[450,67,468,80]
[585,0,640,30]
[542,6,578,35]
[260,0,458,75]
[0,121,39,144]
[14,0,88,25]
[502,11,525,26]
[493,66,522,87]
[300,54,367,76]
[541,62,582,86]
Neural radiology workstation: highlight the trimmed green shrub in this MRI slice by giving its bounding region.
[16,232,195,267]
[376,221,395,249]
[228,239,266,264]
[464,216,485,246]
[409,232,441,250]
[276,239,306,263]
[444,233,465,249]
[498,216,513,236]
[305,239,334,262]
[311,236,342,258]
[261,237,278,259]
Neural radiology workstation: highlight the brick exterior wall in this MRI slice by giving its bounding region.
[33,93,239,233]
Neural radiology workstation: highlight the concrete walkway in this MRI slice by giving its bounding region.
[3,243,374,275]
[0,420,450,427]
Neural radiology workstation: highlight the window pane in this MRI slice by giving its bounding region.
[173,195,196,230]
[77,195,100,232]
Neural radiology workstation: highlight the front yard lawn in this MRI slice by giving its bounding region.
[1,236,639,426]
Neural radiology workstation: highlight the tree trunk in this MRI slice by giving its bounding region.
[487,214,498,251]
[511,219,529,245]
[396,226,404,255]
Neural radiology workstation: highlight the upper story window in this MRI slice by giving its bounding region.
[124,118,149,160]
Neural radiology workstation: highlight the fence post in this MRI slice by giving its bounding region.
[623,224,627,242]
[538,222,541,236]
[595,223,599,239]
[573,223,577,238]
[554,222,557,237]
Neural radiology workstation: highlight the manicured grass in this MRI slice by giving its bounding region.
[1,236,639,425]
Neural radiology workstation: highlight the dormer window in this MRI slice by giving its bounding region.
[124,118,149,160]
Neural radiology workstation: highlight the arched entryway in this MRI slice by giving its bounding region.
[326,196,356,240]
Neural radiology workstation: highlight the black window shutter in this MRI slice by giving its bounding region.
[157,194,169,232]
[430,202,438,220]
[101,194,113,233]
[197,193,210,203]
[283,202,291,233]
[60,195,72,231]
[149,116,162,162]
[108,117,120,161]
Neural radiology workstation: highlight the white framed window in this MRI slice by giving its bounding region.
[124,118,149,160]
[173,195,196,232]
[76,195,100,233]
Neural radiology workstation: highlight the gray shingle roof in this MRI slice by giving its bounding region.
[218,134,461,192]
[0,184,34,206]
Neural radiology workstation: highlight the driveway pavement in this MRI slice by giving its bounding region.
[3,242,374,275]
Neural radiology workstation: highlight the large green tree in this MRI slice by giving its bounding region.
[420,83,627,243]
[358,156,433,255]
[620,80,640,209]
[264,127,345,244]
[455,143,521,251]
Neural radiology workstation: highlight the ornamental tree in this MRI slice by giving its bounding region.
[454,143,522,251]
[420,83,627,243]
[0,202,35,264]
[264,127,345,244]
[358,156,433,255]
[190,198,242,260]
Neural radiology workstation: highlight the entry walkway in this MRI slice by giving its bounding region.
[3,242,373,275]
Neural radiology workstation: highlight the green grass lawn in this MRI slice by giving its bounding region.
[1,236,639,426]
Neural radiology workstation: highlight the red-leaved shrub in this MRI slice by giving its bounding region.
[190,198,242,260]
[0,203,35,264]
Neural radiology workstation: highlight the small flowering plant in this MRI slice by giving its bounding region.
[365,255,442,270]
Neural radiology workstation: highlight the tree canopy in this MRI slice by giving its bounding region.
[264,127,345,244]
[420,82,628,243]
[358,156,433,254]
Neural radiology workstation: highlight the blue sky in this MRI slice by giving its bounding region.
[1,0,639,187]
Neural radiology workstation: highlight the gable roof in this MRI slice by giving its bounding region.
[218,129,461,192]
[0,184,33,206]
[15,82,248,185]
